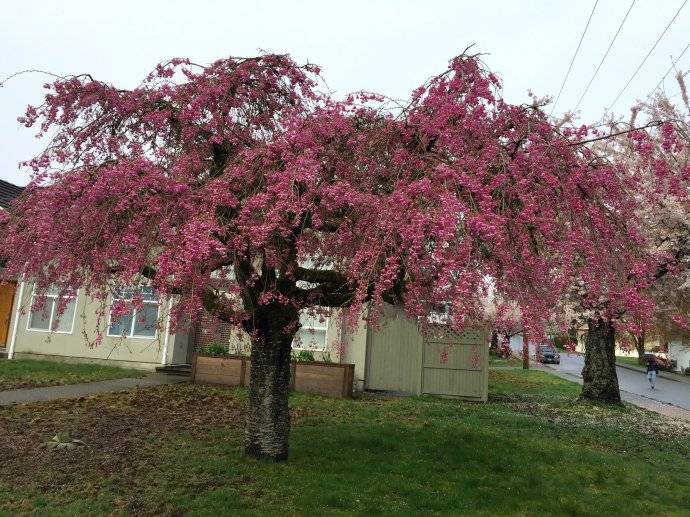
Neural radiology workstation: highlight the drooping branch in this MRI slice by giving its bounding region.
[568,120,667,147]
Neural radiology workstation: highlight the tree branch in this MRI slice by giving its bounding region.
[295,267,349,285]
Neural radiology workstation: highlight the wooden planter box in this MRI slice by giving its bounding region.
[192,355,249,386]
[192,355,354,398]
[294,361,354,398]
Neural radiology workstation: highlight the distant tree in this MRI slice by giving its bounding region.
[564,80,690,402]
[2,52,684,459]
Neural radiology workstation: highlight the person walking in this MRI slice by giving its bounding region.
[645,355,659,390]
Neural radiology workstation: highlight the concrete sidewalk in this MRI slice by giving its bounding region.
[0,373,186,406]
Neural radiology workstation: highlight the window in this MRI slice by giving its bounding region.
[27,286,77,333]
[108,287,160,338]
[292,310,328,351]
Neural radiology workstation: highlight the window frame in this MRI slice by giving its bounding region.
[106,287,161,340]
[26,286,78,335]
[292,312,329,352]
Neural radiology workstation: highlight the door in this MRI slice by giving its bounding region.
[0,282,17,347]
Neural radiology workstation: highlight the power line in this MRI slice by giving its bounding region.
[550,0,599,116]
[608,0,688,111]
[573,0,636,112]
[651,42,690,93]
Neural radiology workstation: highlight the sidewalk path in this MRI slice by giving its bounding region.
[0,373,186,407]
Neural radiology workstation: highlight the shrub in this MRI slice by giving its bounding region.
[206,343,230,357]
[292,350,316,363]
[496,341,513,359]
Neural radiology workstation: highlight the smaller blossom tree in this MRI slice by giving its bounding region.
[560,83,690,403]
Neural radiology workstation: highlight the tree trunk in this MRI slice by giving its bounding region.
[636,329,646,366]
[245,307,298,462]
[567,320,578,349]
[490,330,498,354]
[580,318,621,404]
[522,332,529,369]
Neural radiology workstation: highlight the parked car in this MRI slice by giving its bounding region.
[536,344,561,365]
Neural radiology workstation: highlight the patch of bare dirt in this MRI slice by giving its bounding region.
[0,384,245,497]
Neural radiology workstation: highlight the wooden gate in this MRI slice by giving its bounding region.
[364,304,488,400]
[421,326,488,401]
[364,304,423,393]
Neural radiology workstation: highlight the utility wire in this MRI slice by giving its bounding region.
[574,0,636,112]
[608,0,688,111]
[651,42,690,93]
[550,0,599,115]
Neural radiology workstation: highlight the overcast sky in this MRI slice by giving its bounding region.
[1,0,689,186]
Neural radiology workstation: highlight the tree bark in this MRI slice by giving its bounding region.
[580,318,621,404]
[635,328,646,366]
[244,306,298,462]
[522,332,529,370]
[567,320,578,349]
[490,330,498,354]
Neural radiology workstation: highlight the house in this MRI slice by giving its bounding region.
[4,279,489,398]
[664,321,690,373]
[0,178,196,368]
[5,284,194,369]
[5,276,338,371]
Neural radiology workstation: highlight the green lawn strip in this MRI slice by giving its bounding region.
[2,370,690,515]
[0,358,146,390]
[489,356,522,367]
[615,356,644,368]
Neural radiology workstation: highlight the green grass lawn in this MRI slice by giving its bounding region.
[489,355,522,367]
[1,369,689,515]
[0,358,146,390]
[615,356,643,368]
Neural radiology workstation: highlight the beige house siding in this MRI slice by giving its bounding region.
[363,303,424,393]
[9,282,183,370]
[339,309,369,392]
[7,281,488,395]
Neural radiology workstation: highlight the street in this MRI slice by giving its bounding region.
[512,341,690,411]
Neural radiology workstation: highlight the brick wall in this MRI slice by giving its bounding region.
[193,312,234,353]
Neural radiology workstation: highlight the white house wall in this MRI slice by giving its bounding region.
[669,341,690,373]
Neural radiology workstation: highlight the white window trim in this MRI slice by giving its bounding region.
[106,290,161,340]
[26,287,78,335]
[292,315,329,352]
